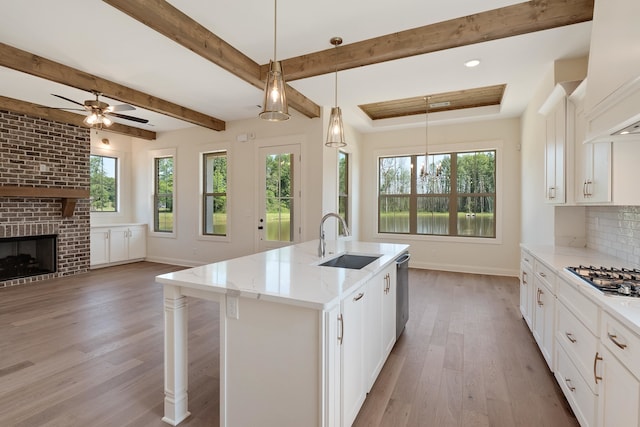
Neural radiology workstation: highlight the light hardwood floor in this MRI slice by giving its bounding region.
[0,263,578,427]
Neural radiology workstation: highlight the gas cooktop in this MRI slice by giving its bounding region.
[566,265,640,297]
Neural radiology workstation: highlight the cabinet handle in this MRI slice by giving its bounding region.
[608,333,628,350]
[524,257,530,263]
[353,292,365,302]
[539,272,546,278]
[583,180,588,198]
[522,271,527,285]
[337,314,343,345]
[564,378,576,392]
[594,352,603,384]
[565,332,577,343]
[536,289,544,306]
[586,179,593,197]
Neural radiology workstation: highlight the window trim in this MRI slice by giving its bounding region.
[338,150,350,236]
[149,148,176,238]
[373,140,503,244]
[89,149,121,214]
[199,147,231,242]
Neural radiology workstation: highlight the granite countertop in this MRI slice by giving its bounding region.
[156,239,409,310]
[521,243,640,337]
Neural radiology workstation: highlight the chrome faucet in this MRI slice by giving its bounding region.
[318,213,350,257]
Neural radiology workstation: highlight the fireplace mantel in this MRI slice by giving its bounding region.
[0,186,89,217]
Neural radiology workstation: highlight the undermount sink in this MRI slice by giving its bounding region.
[318,253,381,270]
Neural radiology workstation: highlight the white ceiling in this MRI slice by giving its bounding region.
[0,0,592,134]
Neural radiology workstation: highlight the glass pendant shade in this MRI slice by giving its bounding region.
[260,60,290,121]
[83,111,113,128]
[326,107,346,147]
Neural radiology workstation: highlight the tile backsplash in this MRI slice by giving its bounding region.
[586,206,640,267]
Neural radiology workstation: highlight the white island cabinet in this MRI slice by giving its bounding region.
[156,239,409,427]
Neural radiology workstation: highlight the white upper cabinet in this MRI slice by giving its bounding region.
[570,80,612,204]
[584,0,640,141]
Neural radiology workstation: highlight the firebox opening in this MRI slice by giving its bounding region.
[0,234,57,281]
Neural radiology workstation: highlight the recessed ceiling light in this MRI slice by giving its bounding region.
[464,59,481,68]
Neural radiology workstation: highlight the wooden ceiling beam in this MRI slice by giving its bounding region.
[268,0,594,81]
[102,0,321,119]
[0,42,225,132]
[0,95,157,140]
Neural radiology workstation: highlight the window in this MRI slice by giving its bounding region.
[203,151,227,236]
[338,151,349,236]
[154,156,174,233]
[378,150,495,237]
[90,154,118,212]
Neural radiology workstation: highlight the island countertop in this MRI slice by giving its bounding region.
[156,239,410,310]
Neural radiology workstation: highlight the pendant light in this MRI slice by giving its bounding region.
[325,37,346,147]
[259,0,290,121]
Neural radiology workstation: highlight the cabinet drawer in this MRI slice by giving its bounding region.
[557,276,600,335]
[556,301,599,392]
[521,250,534,270]
[555,344,597,427]
[534,260,555,293]
[602,311,640,381]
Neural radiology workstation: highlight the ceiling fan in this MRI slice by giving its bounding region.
[51,90,149,128]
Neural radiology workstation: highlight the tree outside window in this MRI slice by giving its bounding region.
[203,152,227,236]
[154,156,174,233]
[379,150,496,237]
[90,154,117,212]
[338,151,349,236]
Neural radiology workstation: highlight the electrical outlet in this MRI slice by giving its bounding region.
[226,295,239,319]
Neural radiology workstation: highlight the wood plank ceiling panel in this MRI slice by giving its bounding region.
[359,85,506,120]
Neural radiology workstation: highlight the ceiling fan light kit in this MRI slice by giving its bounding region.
[50,91,148,129]
[325,36,346,148]
[259,0,290,121]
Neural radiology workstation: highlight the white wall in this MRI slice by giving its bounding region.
[129,111,327,266]
[359,118,522,276]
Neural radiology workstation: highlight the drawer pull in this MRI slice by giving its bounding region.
[565,378,576,392]
[536,289,544,306]
[337,314,343,345]
[522,271,528,285]
[539,272,547,278]
[594,352,603,384]
[353,292,365,302]
[565,332,577,343]
[524,257,530,263]
[608,333,628,350]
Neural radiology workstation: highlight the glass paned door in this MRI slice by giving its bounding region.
[257,144,301,251]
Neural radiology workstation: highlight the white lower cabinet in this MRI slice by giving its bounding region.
[90,224,146,267]
[556,344,598,427]
[520,251,534,329]
[532,261,556,370]
[599,312,640,427]
[341,284,367,427]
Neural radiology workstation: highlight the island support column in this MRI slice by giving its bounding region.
[162,285,190,425]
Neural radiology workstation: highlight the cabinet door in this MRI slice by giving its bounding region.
[324,305,341,427]
[341,287,366,427]
[364,275,382,392]
[533,279,555,370]
[598,346,640,427]
[127,226,146,260]
[109,227,129,263]
[382,266,397,359]
[90,229,110,266]
[520,261,533,330]
[589,142,611,203]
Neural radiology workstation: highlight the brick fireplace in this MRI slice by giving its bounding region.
[0,109,90,287]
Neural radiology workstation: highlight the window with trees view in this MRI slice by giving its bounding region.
[90,154,117,212]
[154,156,174,233]
[203,151,227,236]
[379,150,496,237]
[338,151,349,236]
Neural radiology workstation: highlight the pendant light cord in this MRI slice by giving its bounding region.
[273,0,277,61]
[334,43,338,107]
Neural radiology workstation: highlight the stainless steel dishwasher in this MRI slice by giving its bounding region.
[395,252,410,339]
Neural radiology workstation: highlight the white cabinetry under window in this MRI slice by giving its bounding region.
[90,224,146,268]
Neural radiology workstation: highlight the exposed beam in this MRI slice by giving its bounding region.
[0,95,157,140]
[267,0,594,81]
[102,0,321,119]
[0,42,225,132]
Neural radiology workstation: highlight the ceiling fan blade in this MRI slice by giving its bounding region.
[107,104,136,112]
[51,94,85,107]
[107,112,149,124]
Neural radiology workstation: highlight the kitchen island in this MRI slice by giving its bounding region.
[156,239,409,426]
